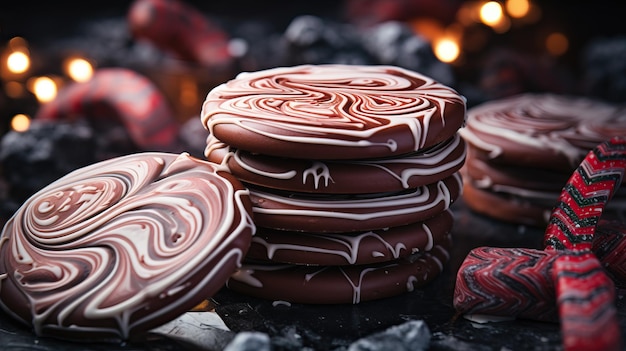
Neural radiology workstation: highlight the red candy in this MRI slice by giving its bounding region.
[35,68,180,152]
[127,0,233,69]
[545,137,626,251]
[594,219,626,284]
[455,137,626,351]
[453,247,558,322]
[554,252,620,351]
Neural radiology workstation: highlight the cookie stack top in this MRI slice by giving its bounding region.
[201,64,466,161]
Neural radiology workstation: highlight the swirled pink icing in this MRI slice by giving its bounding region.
[227,230,452,304]
[460,93,626,168]
[0,153,255,342]
[248,172,462,232]
[202,64,466,159]
[205,133,466,193]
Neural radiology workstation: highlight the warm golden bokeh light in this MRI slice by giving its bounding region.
[506,0,530,18]
[546,32,569,56]
[480,1,504,26]
[30,76,58,103]
[10,113,31,132]
[66,57,94,82]
[6,51,30,74]
[434,38,461,63]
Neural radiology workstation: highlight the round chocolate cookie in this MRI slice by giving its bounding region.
[247,173,462,233]
[460,93,626,171]
[226,229,452,304]
[205,133,466,194]
[0,153,255,342]
[464,147,570,193]
[201,64,466,160]
[246,209,453,266]
[462,181,554,226]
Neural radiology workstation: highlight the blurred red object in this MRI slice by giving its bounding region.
[343,0,461,27]
[128,0,233,69]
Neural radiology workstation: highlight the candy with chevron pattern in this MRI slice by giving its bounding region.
[554,251,621,351]
[545,137,626,251]
[453,247,559,321]
[455,137,626,351]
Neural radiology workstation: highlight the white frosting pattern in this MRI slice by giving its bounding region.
[0,153,255,341]
[460,93,626,167]
[227,232,452,304]
[202,64,466,159]
[247,210,452,265]
[206,133,466,193]
[249,173,462,232]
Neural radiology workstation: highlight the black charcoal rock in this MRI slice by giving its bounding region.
[224,331,271,351]
[347,320,431,351]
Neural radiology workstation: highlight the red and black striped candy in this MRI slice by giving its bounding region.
[36,68,180,152]
[593,219,626,284]
[554,251,621,351]
[453,247,559,322]
[127,0,233,68]
[544,137,626,251]
[455,138,626,351]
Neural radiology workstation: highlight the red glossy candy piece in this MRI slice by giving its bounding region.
[128,0,233,68]
[35,68,180,152]
[593,219,626,284]
[544,137,626,251]
[453,247,559,322]
[454,138,626,351]
[554,251,622,351]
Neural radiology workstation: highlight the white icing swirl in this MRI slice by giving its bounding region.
[460,93,626,166]
[206,133,466,193]
[248,173,462,232]
[202,64,466,158]
[0,153,255,341]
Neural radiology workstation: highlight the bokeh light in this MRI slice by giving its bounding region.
[434,38,461,63]
[480,1,504,26]
[29,76,58,103]
[65,57,94,82]
[10,113,31,132]
[506,0,530,18]
[6,51,30,74]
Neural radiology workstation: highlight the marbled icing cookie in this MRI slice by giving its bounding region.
[227,227,451,304]
[246,209,453,266]
[205,133,466,194]
[0,152,255,342]
[459,93,626,226]
[201,64,466,160]
[247,172,462,233]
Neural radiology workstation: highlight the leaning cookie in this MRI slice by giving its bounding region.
[206,133,466,194]
[201,64,466,160]
[227,230,451,304]
[247,173,462,233]
[0,153,255,342]
[246,209,453,266]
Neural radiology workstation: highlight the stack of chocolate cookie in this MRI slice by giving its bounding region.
[201,64,467,304]
[460,93,626,227]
